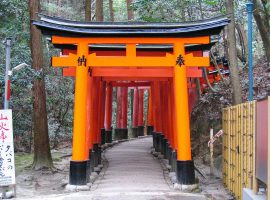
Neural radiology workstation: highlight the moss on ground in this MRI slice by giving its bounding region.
[15,151,67,173]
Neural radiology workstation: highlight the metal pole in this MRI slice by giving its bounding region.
[4,38,11,110]
[247,1,253,101]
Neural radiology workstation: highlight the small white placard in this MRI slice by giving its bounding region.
[0,110,15,186]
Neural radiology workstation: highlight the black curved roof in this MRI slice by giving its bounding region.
[33,14,230,37]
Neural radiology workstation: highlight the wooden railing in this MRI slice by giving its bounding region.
[223,101,256,200]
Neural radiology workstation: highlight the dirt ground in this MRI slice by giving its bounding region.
[15,148,71,198]
[11,141,233,200]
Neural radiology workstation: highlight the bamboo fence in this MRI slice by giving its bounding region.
[223,101,256,200]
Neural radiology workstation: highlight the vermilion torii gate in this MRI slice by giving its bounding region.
[33,15,229,187]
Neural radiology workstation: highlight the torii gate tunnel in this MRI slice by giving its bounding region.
[33,15,229,186]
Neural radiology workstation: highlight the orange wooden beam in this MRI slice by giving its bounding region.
[63,67,202,78]
[52,36,210,45]
[63,68,174,77]
[102,77,170,81]
[110,82,150,87]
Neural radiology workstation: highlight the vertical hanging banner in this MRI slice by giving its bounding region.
[0,110,15,186]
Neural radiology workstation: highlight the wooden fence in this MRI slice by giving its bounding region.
[223,101,256,200]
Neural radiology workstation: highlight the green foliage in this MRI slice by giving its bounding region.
[132,0,185,22]
[0,0,75,152]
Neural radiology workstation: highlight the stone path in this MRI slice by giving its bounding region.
[16,137,207,200]
[84,137,207,200]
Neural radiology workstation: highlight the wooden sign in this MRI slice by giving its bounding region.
[0,110,15,186]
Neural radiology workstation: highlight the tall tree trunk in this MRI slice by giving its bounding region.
[236,23,248,64]
[29,0,53,170]
[253,0,270,63]
[226,0,242,104]
[109,0,114,22]
[96,0,103,21]
[85,0,92,21]
[126,0,133,20]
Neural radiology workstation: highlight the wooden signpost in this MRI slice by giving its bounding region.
[0,110,16,198]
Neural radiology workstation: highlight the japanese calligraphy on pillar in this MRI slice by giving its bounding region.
[0,110,15,186]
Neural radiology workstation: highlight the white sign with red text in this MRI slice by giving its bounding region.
[0,110,15,186]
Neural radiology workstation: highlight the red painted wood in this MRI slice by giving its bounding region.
[122,87,128,128]
[105,83,113,131]
[138,89,144,126]
[116,87,122,128]
[111,81,150,87]
[132,87,139,128]
[100,81,106,129]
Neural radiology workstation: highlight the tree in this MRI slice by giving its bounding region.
[226,0,242,104]
[109,0,114,22]
[85,0,92,21]
[29,0,53,170]
[96,0,103,21]
[126,0,133,20]
[253,0,270,63]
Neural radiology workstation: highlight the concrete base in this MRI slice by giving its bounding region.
[158,154,164,159]
[89,172,98,182]
[114,128,128,140]
[65,184,90,192]
[173,183,199,192]
[94,166,101,173]
[131,127,138,138]
[243,188,266,200]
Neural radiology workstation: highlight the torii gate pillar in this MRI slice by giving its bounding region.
[115,87,128,140]
[104,83,113,143]
[147,89,153,135]
[132,87,139,137]
[69,42,89,185]
[173,43,195,185]
[137,89,145,136]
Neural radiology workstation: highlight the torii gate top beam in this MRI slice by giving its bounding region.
[33,14,229,38]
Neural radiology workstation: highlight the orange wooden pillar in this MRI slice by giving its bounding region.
[85,74,94,179]
[160,81,169,158]
[132,87,139,137]
[89,78,101,170]
[99,81,106,148]
[173,43,195,185]
[104,82,113,143]
[152,81,163,153]
[100,81,106,145]
[147,89,153,135]
[137,89,144,136]
[69,42,89,186]
[166,79,175,167]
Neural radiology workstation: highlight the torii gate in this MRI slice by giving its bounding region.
[33,15,229,187]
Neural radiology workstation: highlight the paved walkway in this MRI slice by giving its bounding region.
[17,137,207,200]
[83,137,206,200]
